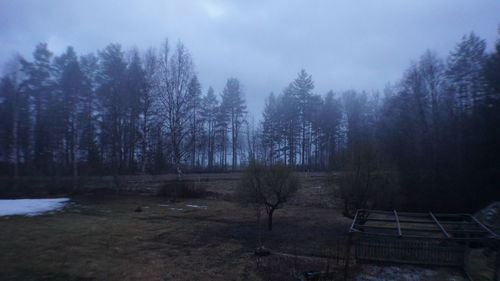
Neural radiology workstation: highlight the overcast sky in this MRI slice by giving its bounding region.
[1,0,499,116]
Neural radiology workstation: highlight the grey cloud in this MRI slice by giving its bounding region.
[1,0,499,116]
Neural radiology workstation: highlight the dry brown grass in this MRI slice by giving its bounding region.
[0,173,488,281]
[0,183,350,281]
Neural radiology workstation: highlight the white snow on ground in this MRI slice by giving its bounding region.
[158,204,169,207]
[0,198,69,216]
[170,208,184,211]
[186,204,206,208]
[356,265,465,281]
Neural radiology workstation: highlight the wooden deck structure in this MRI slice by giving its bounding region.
[344,209,500,280]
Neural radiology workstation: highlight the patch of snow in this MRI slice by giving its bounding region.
[158,204,169,207]
[170,208,184,211]
[186,204,207,208]
[142,206,150,209]
[0,198,69,216]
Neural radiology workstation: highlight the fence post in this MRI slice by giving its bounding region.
[495,246,500,281]
[463,241,470,272]
[344,234,353,281]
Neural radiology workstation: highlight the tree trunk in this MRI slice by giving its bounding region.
[12,90,19,189]
[256,206,263,247]
[72,117,78,190]
[232,123,237,170]
[141,111,148,174]
[191,112,196,169]
[301,121,306,166]
[208,122,213,169]
[267,209,275,231]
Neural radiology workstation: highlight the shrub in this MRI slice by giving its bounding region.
[157,180,206,200]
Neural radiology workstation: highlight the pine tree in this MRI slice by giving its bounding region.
[20,43,55,175]
[317,91,342,169]
[261,92,278,164]
[220,78,247,170]
[97,43,128,177]
[200,87,219,169]
[124,49,146,172]
[53,46,85,184]
[0,76,20,179]
[280,85,300,165]
[446,32,487,113]
[140,48,158,173]
[187,75,202,169]
[291,69,314,167]
[79,53,100,173]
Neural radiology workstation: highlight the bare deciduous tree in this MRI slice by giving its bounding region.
[239,162,299,231]
[156,40,195,179]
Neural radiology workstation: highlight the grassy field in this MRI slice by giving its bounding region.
[0,174,487,281]
[0,174,353,281]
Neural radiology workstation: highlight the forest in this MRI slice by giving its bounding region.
[1,30,499,212]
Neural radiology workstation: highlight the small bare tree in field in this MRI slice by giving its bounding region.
[239,162,299,231]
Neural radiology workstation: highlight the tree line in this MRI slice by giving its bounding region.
[0,40,247,180]
[1,29,499,211]
[258,31,500,212]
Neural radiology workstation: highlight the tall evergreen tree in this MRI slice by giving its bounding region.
[123,49,146,172]
[97,43,128,177]
[220,78,247,170]
[140,48,158,173]
[317,91,342,169]
[446,32,487,113]
[187,75,202,169]
[79,53,100,173]
[280,85,300,165]
[291,69,314,167]
[53,46,85,183]
[0,73,29,180]
[200,86,218,169]
[261,92,278,164]
[20,43,55,175]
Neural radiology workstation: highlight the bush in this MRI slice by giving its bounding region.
[157,180,206,200]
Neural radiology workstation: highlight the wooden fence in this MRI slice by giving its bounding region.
[256,237,349,281]
[274,236,349,263]
[354,235,465,266]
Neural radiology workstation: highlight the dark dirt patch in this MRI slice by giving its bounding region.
[3,269,95,281]
[225,218,349,255]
